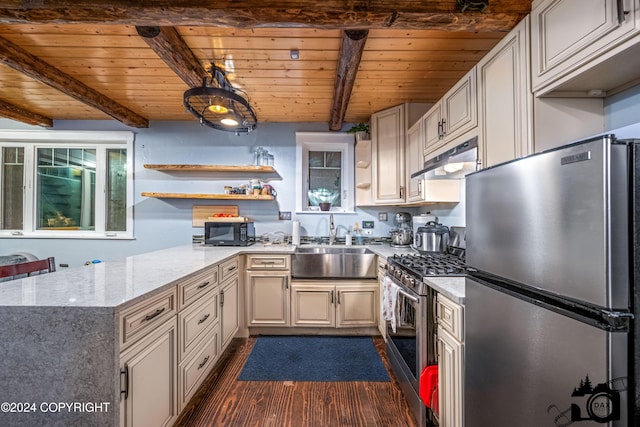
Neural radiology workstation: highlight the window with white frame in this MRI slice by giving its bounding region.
[0,131,134,239]
[295,132,355,213]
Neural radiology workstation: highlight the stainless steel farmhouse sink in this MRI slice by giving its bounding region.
[291,246,377,279]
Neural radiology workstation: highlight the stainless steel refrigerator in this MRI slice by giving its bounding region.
[465,135,638,426]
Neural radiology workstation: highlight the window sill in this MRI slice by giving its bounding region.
[295,210,356,215]
[1,232,134,240]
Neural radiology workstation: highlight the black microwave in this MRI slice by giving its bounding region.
[204,222,255,246]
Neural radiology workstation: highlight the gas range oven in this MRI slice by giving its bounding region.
[385,249,466,427]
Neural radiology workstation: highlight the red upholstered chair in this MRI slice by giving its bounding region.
[0,257,56,280]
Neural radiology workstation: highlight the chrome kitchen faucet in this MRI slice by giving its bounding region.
[329,214,336,245]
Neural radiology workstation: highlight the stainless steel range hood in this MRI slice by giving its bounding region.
[411,136,478,179]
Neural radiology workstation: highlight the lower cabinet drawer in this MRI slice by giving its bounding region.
[178,327,220,409]
[119,287,177,350]
[246,254,289,270]
[220,257,239,282]
[178,265,219,310]
[436,294,463,342]
[178,290,219,360]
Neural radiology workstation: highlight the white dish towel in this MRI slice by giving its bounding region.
[382,275,401,333]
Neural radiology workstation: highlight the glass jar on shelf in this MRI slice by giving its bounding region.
[254,146,267,166]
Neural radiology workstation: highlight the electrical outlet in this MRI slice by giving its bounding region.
[364,229,373,235]
[378,212,388,221]
[362,221,374,229]
[278,211,292,220]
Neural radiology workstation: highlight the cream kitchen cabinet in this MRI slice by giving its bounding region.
[405,121,461,204]
[377,256,388,337]
[477,15,532,168]
[220,262,240,350]
[371,104,406,204]
[177,326,219,410]
[119,316,178,427]
[422,67,477,157]
[406,120,424,203]
[177,288,220,411]
[291,281,378,328]
[370,103,430,205]
[531,0,640,95]
[246,254,291,327]
[437,294,464,427]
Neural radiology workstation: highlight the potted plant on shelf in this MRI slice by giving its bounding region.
[347,123,370,141]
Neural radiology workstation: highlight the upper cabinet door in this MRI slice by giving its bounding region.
[442,67,477,143]
[531,0,640,94]
[406,120,424,203]
[421,67,478,158]
[371,104,406,204]
[422,103,443,156]
[478,16,532,168]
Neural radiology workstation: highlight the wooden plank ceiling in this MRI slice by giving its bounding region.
[0,1,532,129]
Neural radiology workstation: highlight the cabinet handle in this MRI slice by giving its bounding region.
[337,291,341,305]
[198,355,210,370]
[120,365,129,400]
[197,280,211,289]
[330,290,334,304]
[617,0,628,23]
[441,118,446,137]
[220,290,225,306]
[143,307,165,322]
[284,276,289,289]
[418,180,422,194]
[399,186,405,199]
[437,120,443,139]
[227,265,237,272]
[198,313,210,325]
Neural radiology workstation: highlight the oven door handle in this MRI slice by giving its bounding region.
[398,288,420,303]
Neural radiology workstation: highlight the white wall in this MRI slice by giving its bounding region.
[605,84,640,131]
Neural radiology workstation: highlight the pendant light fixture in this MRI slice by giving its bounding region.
[183,64,257,133]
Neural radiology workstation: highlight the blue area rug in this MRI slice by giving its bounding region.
[238,336,390,382]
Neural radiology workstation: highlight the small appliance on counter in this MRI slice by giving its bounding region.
[414,221,450,253]
[390,212,413,248]
[411,214,436,248]
[204,221,255,246]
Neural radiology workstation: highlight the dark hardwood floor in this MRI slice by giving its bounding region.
[175,336,418,427]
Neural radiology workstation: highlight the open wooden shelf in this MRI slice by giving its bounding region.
[143,164,277,173]
[141,192,274,201]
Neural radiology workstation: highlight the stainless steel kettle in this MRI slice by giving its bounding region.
[413,221,450,253]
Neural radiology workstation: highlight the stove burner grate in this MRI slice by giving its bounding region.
[389,252,466,277]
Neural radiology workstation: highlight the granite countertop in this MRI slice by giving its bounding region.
[0,244,292,309]
[424,277,465,304]
[0,242,465,309]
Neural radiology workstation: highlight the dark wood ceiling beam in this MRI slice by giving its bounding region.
[0,35,149,128]
[0,1,530,31]
[136,26,207,88]
[0,98,53,127]
[329,30,368,131]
